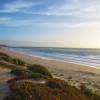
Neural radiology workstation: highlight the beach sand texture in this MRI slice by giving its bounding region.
[0,68,14,100]
[0,48,100,99]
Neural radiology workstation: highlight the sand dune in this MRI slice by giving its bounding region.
[0,48,100,99]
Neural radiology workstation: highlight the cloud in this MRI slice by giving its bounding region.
[0,0,100,27]
[0,19,36,26]
[1,0,100,19]
[0,17,100,28]
[37,0,100,18]
[0,17,10,24]
[0,17,9,21]
[0,0,39,13]
[39,21,100,28]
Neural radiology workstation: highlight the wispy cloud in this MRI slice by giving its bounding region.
[0,19,36,26]
[0,0,100,27]
[37,0,100,18]
[0,0,39,13]
[0,17,100,28]
[1,0,100,19]
[39,21,100,28]
[0,17,10,24]
[0,17,9,21]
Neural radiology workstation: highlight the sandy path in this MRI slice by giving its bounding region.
[0,68,14,100]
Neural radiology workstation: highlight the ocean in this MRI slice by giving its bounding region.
[9,47,100,69]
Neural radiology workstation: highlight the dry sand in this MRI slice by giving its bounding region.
[0,68,14,100]
[0,48,100,99]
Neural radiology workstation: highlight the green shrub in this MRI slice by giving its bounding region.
[0,62,16,69]
[17,59,25,66]
[12,58,25,66]
[30,72,43,79]
[0,52,12,62]
[0,62,7,67]
[80,83,100,100]
[1,56,12,62]
[0,52,10,57]
[30,72,49,79]
[11,67,25,75]
[0,52,25,66]
[28,64,53,78]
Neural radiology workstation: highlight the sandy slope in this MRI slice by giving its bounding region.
[0,48,100,93]
[0,68,14,100]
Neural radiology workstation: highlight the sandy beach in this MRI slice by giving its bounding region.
[0,47,100,94]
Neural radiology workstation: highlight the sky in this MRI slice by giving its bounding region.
[0,0,100,48]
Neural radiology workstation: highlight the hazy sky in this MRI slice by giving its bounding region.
[0,0,100,48]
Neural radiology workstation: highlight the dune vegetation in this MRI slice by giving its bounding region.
[0,52,100,100]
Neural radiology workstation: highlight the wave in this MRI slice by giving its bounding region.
[9,47,100,68]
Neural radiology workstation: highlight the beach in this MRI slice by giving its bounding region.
[0,47,100,93]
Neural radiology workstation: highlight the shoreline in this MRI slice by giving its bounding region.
[0,47,100,91]
[10,48,100,70]
[1,48,100,73]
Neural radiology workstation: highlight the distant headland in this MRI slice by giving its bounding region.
[0,45,9,47]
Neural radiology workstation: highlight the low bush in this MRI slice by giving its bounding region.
[0,52,11,62]
[11,67,25,75]
[0,62,16,69]
[0,52,10,57]
[1,56,12,62]
[30,72,49,80]
[28,64,53,79]
[12,58,25,66]
[46,78,69,89]
[0,52,25,66]
[80,83,100,100]
[4,79,88,100]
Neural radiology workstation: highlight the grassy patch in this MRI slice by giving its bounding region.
[0,52,25,66]
[80,83,100,100]
[0,62,16,69]
[30,72,49,80]
[11,67,25,75]
[67,76,72,80]
[12,58,25,66]
[28,64,53,79]
[0,52,10,57]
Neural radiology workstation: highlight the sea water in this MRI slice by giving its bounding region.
[9,47,100,68]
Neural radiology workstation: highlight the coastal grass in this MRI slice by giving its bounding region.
[30,72,50,80]
[0,62,16,69]
[80,83,100,100]
[28,64,53,79]
[11,64,53,80]
[0,52,25,66]
[11,67,25,75]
